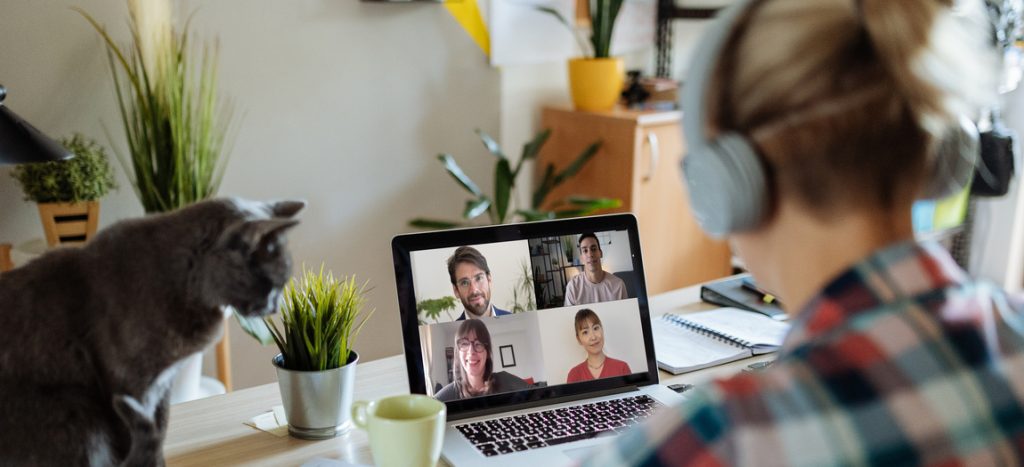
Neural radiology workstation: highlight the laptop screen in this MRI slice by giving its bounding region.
[393,215,660,418]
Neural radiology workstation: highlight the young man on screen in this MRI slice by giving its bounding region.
[564,233,627,306]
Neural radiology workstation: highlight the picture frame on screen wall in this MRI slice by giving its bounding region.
[499,345,517,368]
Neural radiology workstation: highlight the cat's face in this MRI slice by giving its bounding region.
[197,199,305,317]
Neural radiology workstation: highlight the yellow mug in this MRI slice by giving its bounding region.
[351,394,446,467]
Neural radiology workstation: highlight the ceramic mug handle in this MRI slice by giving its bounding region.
[351,400,371,429]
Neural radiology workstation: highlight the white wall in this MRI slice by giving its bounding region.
[969,85,1024,291]
[1,0,501,390]
[411,240,534,319]
[536,299,647,385]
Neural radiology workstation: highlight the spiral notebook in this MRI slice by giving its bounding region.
[653,308,792,374]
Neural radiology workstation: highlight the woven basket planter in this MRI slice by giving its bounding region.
[37,201,100,247]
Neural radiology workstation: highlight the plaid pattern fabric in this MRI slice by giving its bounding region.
[583,240,1024,466]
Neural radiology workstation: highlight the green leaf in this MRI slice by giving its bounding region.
[532,163,557,209]
[515,209,557,222]
[463,197,491,220]
[554,141,601,186]
[409,218,463,230]
[233,308,274,345]
[438,154,482,197]
[494,158,513,223]
[535,6,571,29]
[566,196,622,209]
[474,129,506,160]
[591,0,625,58]
[550,196,622,217]
[513,128,551,179]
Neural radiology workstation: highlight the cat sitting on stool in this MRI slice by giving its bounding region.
[0,197,305,466]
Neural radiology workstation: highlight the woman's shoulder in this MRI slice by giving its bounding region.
[492,371,530,389]
[434,382,459,402]
[566,361,589,381]
[566,361,588,375]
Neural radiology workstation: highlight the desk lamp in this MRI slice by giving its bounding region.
[0,84,72,272]
[0,84,73,164]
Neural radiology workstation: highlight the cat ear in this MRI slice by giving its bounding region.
[221,218,299,252]
[270,200,306,218]
[250,218,300,245]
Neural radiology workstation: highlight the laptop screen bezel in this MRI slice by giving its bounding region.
[392,214,660,418]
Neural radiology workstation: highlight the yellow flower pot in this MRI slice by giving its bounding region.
[568,57,625,111]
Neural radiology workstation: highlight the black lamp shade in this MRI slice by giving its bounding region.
[0,85,73,165]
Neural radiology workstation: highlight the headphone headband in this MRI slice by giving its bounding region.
[681,0,767,237]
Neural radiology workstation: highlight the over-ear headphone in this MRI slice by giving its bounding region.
[680,0,979,238]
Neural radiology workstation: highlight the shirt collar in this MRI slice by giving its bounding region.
[779,239,968,353]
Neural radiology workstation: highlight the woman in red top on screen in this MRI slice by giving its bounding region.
[566,308,631,383]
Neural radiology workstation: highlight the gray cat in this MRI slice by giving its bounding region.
[0,197,304,466]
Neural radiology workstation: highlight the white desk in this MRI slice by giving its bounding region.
[163,282,775,466]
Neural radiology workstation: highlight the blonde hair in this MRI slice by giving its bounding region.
[708,0,996,218]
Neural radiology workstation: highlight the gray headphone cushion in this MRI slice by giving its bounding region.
[923,116,979,199]
[683,132,768,237]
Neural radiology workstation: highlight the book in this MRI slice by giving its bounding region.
[652,308,791,375]
[700,274,788,320]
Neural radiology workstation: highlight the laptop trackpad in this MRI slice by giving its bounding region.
[561,431,616,462]
[562,445,600,462]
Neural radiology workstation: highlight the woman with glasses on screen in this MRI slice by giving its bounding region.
[566,309,632,383]
[435,319,529,402]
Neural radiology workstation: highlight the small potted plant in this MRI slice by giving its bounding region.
[252,264,374,439]
[10,133,117,247]
[540,0,626,111]
[417,296,458,324]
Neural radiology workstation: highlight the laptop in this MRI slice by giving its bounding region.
[392,214,684,466]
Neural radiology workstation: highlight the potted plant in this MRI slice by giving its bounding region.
[76,0,234,214]
[10,133,117,247]
[408,128,620,229]
[540,0,626,111]
[260,265,374,439]
[417,296,458,324]
[510,259,536,313]
[76,0,236,400]
[561,235,576,263]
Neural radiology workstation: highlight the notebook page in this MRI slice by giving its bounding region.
[652,317,751,374]
[681,308,790,351]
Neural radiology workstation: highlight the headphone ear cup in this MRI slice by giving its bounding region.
[922,116,979,199]
[682,132,769,237]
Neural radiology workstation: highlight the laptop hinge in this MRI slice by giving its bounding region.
[446,385,640,422]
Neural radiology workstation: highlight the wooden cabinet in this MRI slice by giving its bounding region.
[536,107,731,294]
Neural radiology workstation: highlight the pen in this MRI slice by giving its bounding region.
[741,278,781,306]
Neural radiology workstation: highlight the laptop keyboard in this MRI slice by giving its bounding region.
[455,394,663,457]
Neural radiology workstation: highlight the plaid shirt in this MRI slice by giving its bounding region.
[584,240,1024,466]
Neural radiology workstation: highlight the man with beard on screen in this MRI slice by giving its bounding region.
[448,246,510,320]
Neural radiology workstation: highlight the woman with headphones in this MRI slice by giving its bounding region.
[585,0,1023,465]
